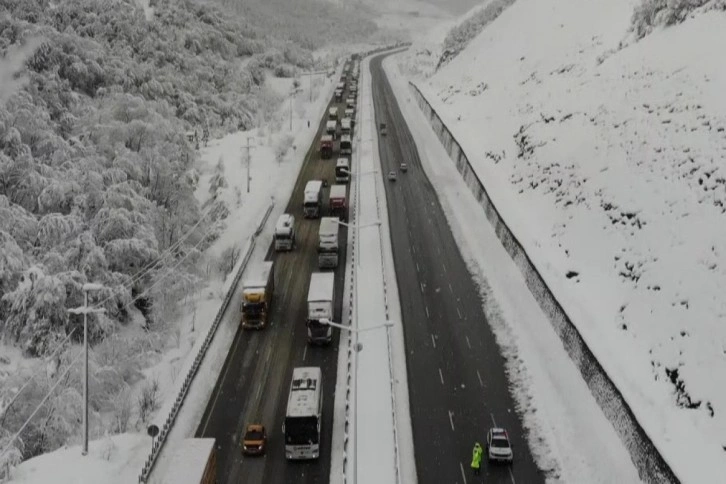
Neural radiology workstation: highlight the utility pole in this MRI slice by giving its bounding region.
[242,137,254,193]
[67,284,105,456]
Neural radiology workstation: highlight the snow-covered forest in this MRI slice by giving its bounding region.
[0,0,380,465]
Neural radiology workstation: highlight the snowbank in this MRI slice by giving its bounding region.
[9,434,148,484]
[408,0,726,480]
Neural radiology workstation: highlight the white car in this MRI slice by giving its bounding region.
[486,428,513,464]
[400,163,408,172]
[388,171,397,181]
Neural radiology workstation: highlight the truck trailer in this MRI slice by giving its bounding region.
[163,438,217,484]
[317,217,339,269]
[241,260,275,329]
[306,272,335,345]
[320,134,333,159]
[329,184,347,221]
[325,120,337,139]
[303,180,323,218]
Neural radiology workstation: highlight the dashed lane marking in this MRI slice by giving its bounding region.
[466,336,471,349]
[425,306,430,318]
[439,368,444,385]
[477,370,484,387]
[448,410,455,431]
[431,334,436,348]
[459,462,468,484]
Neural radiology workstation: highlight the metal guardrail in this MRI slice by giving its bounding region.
[408,81,679,484]
[138,200,275,483]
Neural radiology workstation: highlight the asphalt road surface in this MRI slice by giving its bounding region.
[195,69,355,484]
[369,53,546,484]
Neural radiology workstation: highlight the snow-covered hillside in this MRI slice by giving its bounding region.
[405,0,726,480]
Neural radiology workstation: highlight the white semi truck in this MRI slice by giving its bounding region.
[306,272,334,345]
[317,217,339,269]
[274,213,295,251]
[303,180,323,218]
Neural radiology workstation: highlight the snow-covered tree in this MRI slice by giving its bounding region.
[1,266,68,356]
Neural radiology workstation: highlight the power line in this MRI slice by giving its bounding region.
[113,221,217,315]
[90,204,214,310]
[0,328,77,425]
[0,350,83,460]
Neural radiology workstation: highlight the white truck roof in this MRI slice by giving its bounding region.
[326,120,336,129]
[341,118,351,127]
[329,106,338,114]
[243,260,273,293]
[304,180,323,203]
[308,272,335,303]
[286,367,322,418]
[321,134,333,142]
[162,438,215,484]
[336,158,349,168]
[275,213,294,234]
[340,134,351,143]
[329,184,346,200]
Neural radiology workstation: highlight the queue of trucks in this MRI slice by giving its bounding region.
[213,57,360,473]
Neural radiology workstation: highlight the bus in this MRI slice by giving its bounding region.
[163,438,216,484]
[284,367,323,460]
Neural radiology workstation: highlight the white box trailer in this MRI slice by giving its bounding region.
[306,272,334,344]
[163,438,217,484]
[328,106,338,120]
[341,118,351,135]
[303,180,323,218]
[325,120,337,139]
[317,217,339,269]
[274,213,295,251]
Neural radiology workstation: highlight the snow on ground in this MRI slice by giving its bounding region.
[384,54,641,483]
[406,0,726,479]
[9,71,338,483]
[8,433,148,484]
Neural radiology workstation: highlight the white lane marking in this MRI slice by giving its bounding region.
[420,282,424,293]
[425,305,430,318]
[457,307,463,319]
[490,413,497,427]
[412,245,415,254]
[477,370,484,387]
[442,262,447,273]
[449,283,454,294]
[303,344,308,362]
[416,262,420,272]
[448,410,455,431]
[199,329,243,434]
[431,334,436,348]
[466,336,471,349]
[439,368,444,385]
[509,466,517,484]
[459,462,468,484]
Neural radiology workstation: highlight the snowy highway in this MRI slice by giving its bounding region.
[193,86,353,483]
[369,53,544,483]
